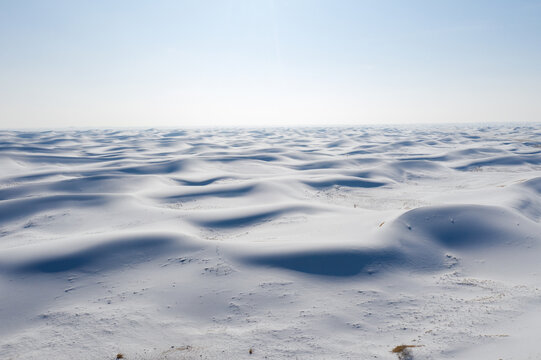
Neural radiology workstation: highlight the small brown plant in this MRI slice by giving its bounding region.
[391,345,422,360]
[249,348,253,354]
[116,354,124,359]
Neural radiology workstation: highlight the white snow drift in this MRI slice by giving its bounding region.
[1,125,541,359]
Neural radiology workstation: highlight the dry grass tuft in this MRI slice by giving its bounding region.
[391,345,423,360]
[116,354,124,359]
[391,345,420,353]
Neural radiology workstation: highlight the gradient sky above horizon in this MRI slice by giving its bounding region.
[1,0,540,128]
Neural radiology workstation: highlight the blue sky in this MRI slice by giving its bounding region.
[1,0,540,127]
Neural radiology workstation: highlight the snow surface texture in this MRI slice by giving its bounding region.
[1,125,541,359]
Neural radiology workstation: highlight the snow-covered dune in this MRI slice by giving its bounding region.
[1,125,541,359]
[0,232,199,274]
[393,204,539,250]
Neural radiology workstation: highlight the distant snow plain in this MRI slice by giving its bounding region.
[1,125,541,359]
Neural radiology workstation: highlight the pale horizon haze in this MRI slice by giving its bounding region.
[1,0,540,128]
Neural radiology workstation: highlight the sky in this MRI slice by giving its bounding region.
[0,0,540,128]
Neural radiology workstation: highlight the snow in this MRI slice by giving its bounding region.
[1,125,541,359]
